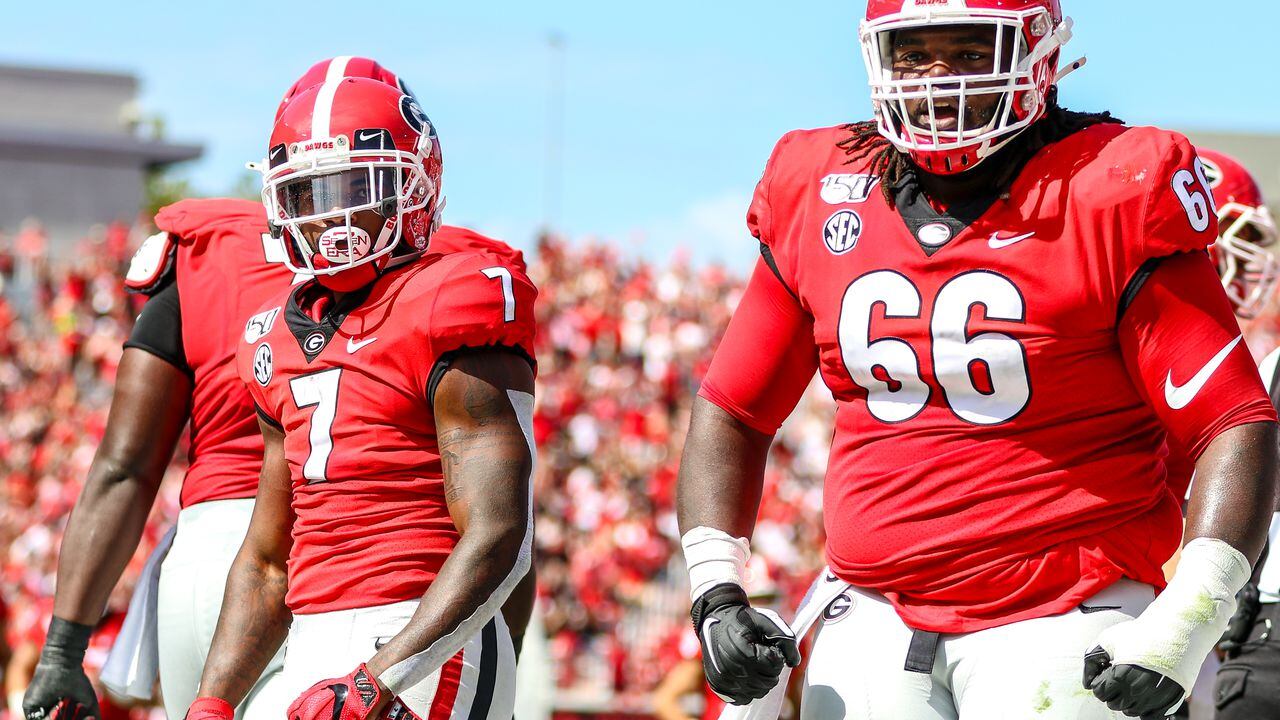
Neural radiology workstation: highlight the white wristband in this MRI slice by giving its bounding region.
[681,526,750,601]
[1096,537,1251,694]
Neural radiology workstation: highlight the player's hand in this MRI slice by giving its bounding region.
[23,618,98,720]
[1218,582,1261,657]
[1083,646,1184,719]
[691,583,800,705]
[184,697,234,720]
[288,664,390,720]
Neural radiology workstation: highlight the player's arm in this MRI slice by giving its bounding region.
[676,257,816,705]
[361,352,534,692]
[189,418,293,719]
[24,283,192,720]
[1084,251,1279,717]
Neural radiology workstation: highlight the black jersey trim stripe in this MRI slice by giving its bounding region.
[759,242,800,302]
[426,344,537,407]
[254,402,283,431]
[123,280,192,376]
[1116,256,1166,325]
[466,619,498,720]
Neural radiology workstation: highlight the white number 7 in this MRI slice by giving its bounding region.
[482,267,516,322]
[290,368,342,482]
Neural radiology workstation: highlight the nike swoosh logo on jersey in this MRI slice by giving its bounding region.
[1078,604,1122,614]
[1164,334,1243,410]
[347,337,378,353]
[373,636,392,650]
[988,231,1036,249]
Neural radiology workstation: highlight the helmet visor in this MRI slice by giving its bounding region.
[276,166,398,220]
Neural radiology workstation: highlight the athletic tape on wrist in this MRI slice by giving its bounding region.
[41,616,93,664]
[376,390,535,696]
[1098,537,1251,693]
[681,526,750,602]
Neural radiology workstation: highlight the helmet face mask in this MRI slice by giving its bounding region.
[1198,147,1280,319]
[860,1,1073,175]
[1215,202,1279,319]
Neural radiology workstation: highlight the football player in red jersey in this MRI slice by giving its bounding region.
[1162,149,1280,720]
[183,77,536,720]
[21,57,459,720]
[276,55,539,667]
[677,1,1279,719]
[21,198,299,720]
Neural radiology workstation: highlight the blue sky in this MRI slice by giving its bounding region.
[9,1,1280,269]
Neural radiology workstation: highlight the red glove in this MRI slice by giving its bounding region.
[185,697,234,720]
[288,664,388,720]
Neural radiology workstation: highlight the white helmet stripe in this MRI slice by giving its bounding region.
[310,55,352,139]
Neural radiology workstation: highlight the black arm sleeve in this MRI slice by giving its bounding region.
[123,281,191,376]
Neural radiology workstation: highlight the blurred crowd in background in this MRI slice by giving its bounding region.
[0,218,837,713]
[9,215,1278,714]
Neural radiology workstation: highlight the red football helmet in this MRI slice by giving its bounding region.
[253,77,443,291]
[859,0,1078,175]
[275,56,416,121]
[1197,148,1278,319]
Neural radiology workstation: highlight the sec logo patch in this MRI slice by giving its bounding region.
[823,210,862,255]
[253,343,273,386]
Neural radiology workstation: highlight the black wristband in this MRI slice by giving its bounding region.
[40,616,94,665]
[691,583,749,632]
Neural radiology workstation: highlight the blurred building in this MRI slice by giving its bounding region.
[0,63,201,255]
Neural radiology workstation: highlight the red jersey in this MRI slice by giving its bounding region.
[237,227,538,614]
[145,199,298,507]
[700,123,1276,632]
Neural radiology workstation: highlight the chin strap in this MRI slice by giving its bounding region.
[1055,56,1088,83]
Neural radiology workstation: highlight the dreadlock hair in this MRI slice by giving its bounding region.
[835,87,1122,203]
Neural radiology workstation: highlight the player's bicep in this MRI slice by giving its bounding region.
[93,347,193,489]
[1118,251,1276,459]
[241,419,293,566]
[433,351,535,534]
[699,257,818,435]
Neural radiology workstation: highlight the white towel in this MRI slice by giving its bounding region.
[101,526,175,700]
[719,568,851,720]
[721,563,849,717]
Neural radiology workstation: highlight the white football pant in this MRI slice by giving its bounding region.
[157,498,288,720]
[283,601,517,720]
[802,578,1157,720]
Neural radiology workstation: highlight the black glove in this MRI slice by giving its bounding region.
[1218,582,1261,658]
[691,583,800,705]
[23,617,99,720]
[1083,646,1185,719]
